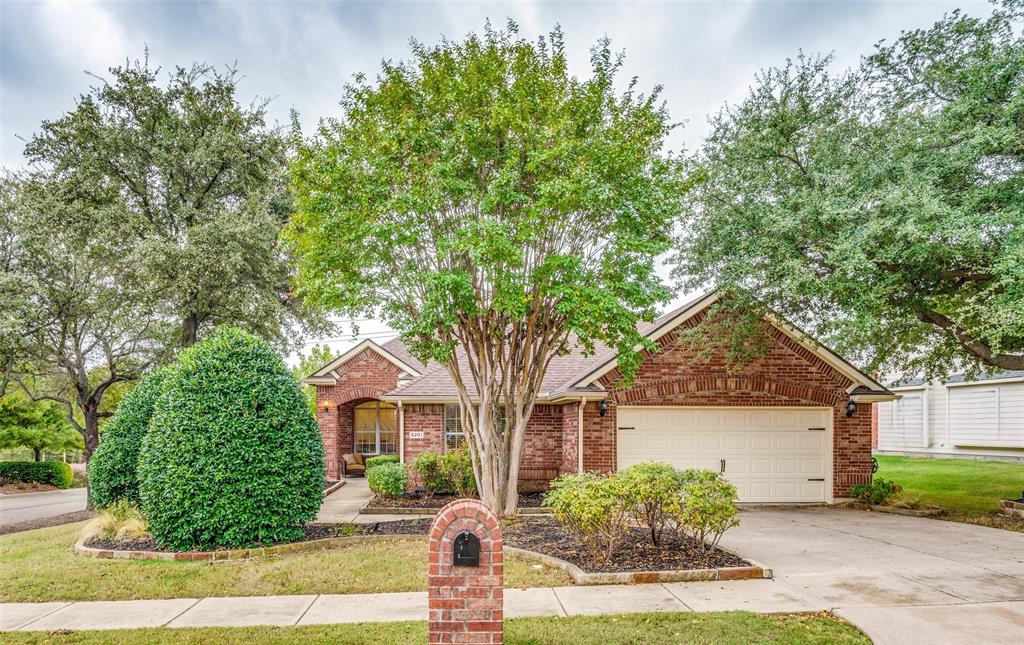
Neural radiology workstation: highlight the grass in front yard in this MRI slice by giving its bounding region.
[875,455,1024,531]
[2,612,868,644]
[0,523,569,602]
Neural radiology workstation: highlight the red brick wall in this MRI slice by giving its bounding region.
[559,402,580,475]
[315,349,403,479]
[596,311,873,496]
[581,400,615,472]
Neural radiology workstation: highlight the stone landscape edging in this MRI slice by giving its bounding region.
[323,480,346,497]
[867,505,944,518]
[73,533,421,562]
[359,505,550,516]
[999,499,1024,519]
[504,545,773,585]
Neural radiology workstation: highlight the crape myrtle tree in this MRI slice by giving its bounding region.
[21,57,322,350]
[675,1,1024,380]
[287,24,688,516]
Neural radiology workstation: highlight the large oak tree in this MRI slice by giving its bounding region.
[287,25,688,515]
[675,1,1023,379]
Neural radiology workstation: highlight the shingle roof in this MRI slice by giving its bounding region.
[889,370,1024,388]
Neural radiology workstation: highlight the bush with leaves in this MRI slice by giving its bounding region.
[850,478,902,506]
[619,461,685,545]
[544,472,631,565]
[87,369,170,508]
[443,449,477,497]
[365,454,400,470]
[0,461,73,488]
[413,452,448,495]
[678,471,740,555]
[139,327,324,551]
[368,462,408,497]
[80,500,150,542]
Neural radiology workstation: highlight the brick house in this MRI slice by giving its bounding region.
[304,291,897,501]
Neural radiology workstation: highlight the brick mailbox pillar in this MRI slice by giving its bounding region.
[428,499,503,644]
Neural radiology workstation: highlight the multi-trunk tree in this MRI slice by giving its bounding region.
[287,25,688,515]
[675,1,1023,379]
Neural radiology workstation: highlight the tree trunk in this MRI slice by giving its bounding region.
[180,314,200,348]
[81,404,101,511]
[33,447,42,462]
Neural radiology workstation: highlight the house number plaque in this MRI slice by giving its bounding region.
[453,530,481,566]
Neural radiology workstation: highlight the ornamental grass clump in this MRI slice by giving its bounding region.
[139,327,324,551]
[80,500,151,542]
[87,368,170,508]
[544,472,631,565]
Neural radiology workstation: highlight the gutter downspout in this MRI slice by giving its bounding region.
[577,397,586,473]
[398,400,405,464]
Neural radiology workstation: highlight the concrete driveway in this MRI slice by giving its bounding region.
[0,488,88,525]
[720,507,1024,644]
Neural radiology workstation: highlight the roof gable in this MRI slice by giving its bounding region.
[302,339,422,385]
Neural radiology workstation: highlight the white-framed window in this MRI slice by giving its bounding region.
[444,404,466,451]
[354,401,398,455]
[443,404,506,451]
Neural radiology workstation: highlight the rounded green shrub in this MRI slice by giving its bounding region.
[413,452,449,494]
[365,454,400,470]
[139,327,325,550]
[0,461,73,488]
[368,462,408,497]
[87,369,170,508]
[442,449,476,497]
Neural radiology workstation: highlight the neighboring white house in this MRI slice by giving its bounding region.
[875,371,1024,462]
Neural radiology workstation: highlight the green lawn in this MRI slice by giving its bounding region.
[0,523,568,602]
[2,612,868,645]
[875,455,1024,530]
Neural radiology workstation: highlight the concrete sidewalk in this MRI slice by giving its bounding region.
[2,580,822,631]
[316,478,433,524]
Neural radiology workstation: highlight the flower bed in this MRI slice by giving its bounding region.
[363,491,546,513]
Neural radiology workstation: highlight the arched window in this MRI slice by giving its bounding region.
[354,401,397,455]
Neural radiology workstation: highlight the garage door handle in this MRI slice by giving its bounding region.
[720,459,725,474]
[618,427,635,430]
[807,478,825,482]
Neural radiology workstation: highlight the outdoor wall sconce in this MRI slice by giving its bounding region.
[845,399,857,418]
[599,399,609,417]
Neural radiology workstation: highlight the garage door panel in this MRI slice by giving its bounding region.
[617,408,830,503]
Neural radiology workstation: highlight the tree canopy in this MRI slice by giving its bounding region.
[22,59,322,349]
[0,395,82,461]
[287,23,688,514]
[675,1,1023,379]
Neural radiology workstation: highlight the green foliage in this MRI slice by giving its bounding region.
[20,59,323,351]
[850,478,903,506]
[365,454,400,470]
[286,23,689,515]
[0,395,82,461]
[138,327,324,551]
[413,452,449,495]
[0,461,73,488]
[442,449,477,497]
[367,462,408,497]
[87,369,170,509]
[291,344,335,415]
[679,473,740,554]
[676,2,1024,378]
[619,462,685,546]
[544,472,631,565]
[80,500,151,542]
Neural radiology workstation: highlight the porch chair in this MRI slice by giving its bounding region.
[342,452,366,478]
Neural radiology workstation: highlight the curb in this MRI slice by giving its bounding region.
[504,546,772,585]
[323,480,346,497]
[73,533,423,562]
[866,505,944,518]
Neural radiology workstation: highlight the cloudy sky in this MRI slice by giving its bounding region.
[0,0,992,358]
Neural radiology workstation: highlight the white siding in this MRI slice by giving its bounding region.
[877,378,1024,459]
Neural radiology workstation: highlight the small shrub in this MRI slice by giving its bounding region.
[70,471,88,489]
[88,369,170,508]
[850,478,902,505]
[888,492,930,510]
[80,500,151,542]
[413,452,450,495]
[365,454,400,470]
[139,327,325,551]
[679,472,740,555]
[368,461,408,497]
[544,472,631,565]
[442,449,477,497]
[0,461,73,489]
[619,461,684,545]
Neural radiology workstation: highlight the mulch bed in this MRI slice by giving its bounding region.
[0,510,96,536]
[502,516,750,573]
[367,491,546,509]
[81,515,751,575]
[323,480,340,491]
[0,482,61,494]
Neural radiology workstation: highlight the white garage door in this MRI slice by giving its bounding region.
[617,407,832,503]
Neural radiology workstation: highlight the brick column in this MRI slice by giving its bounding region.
[428,499,503,644]
[317,402,341,480]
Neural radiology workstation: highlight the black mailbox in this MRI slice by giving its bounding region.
[453,530,481,566]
